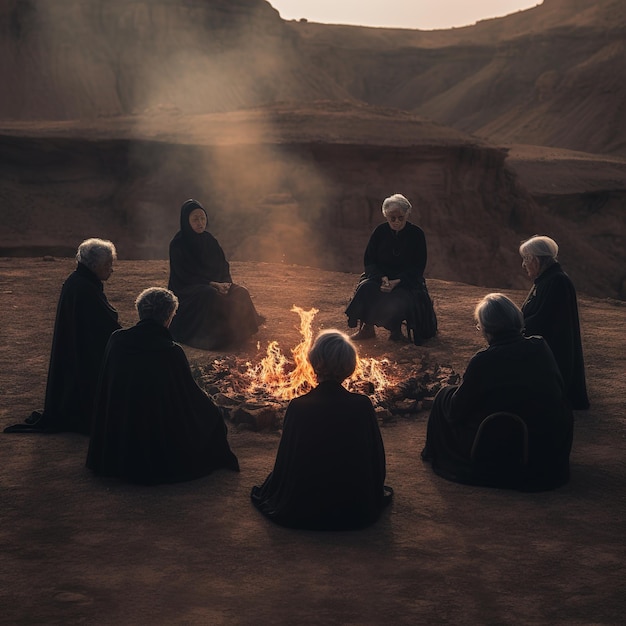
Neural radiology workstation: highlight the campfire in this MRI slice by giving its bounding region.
[244,306,393,401]
[192,306,460,430]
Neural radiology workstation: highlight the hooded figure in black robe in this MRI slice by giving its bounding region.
[87,287,239,485]
[167,199,262,350]
[5,239,120,435]
[346,194,436,345]
[422,294,573,492]
[251,330,392,530]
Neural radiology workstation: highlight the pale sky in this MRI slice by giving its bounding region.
[269,1,541,30]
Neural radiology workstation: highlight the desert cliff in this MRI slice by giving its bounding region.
[0,0,625,298]
[292,0,626,156]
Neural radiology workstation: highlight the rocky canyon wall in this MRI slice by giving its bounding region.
[1,0,625,298]
[0,131,544,292]
[0,0,348,119]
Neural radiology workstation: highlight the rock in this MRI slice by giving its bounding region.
[231,405,283,431]
[421,398,435,410]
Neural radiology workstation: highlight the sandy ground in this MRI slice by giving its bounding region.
[0,258,625,625]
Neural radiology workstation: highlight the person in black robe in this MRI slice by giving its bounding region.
[345,193,436,345]
[87,287,239,485]
[251,330,392,530]
[519,235,590,409]
[167,198,262,350]
[5,238,120,434]
[422,293,573,491]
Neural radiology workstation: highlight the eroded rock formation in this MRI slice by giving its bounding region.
[0,0,625,298]
[0,103,540,292]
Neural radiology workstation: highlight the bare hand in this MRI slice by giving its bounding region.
[210,281,231,295]
[380,277,400,293]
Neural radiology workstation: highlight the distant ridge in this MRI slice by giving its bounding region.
[1,0,625,154]
[289,0,626,156]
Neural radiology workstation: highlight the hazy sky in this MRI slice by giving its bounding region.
[269,1,541,30]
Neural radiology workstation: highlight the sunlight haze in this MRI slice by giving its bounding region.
[269,0,541,30]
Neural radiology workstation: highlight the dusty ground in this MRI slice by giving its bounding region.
[0,258,625,625]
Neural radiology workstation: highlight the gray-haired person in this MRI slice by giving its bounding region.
[422,293,573,491]
[87,287,239,484]
[519,235,589,409]
[251,329,392,530]
[346,193,436,345]
[6,238,120,434]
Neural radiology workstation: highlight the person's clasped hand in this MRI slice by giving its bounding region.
[210,281,231,295]
[380,277,400,293]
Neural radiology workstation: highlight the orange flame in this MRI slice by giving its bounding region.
[351,355,392,394]
[245,306,393,401]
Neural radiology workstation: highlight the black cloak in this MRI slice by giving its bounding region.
[251,381,391,530]
[86,319,239,485]
[167,199,260,350]
[521,262,589,409]
[4,263,120,434]
[345,221,436,343]
[422,332,574,491]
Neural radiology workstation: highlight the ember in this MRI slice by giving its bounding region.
[191,306,460,431]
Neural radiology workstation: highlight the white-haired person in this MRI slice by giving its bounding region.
[167,198,263,350]
[87,287,239,484]
[251,330,392,530]
[5,238,121,434]
[519,235,589,410]
[345,193,436,345]
[422,293,573,491]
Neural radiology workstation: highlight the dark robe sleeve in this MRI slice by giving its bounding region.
[363,227,386,280]
[447,354,485,424]
[397,226,427,286]
[523,274,577,385]
[168,240,210,291]
[210,240,232,283]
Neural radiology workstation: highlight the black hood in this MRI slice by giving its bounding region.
[179,198,208,237]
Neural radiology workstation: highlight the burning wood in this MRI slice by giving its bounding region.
[190,306,460,430]
[244,306,393,402]
[245,306,319,400]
